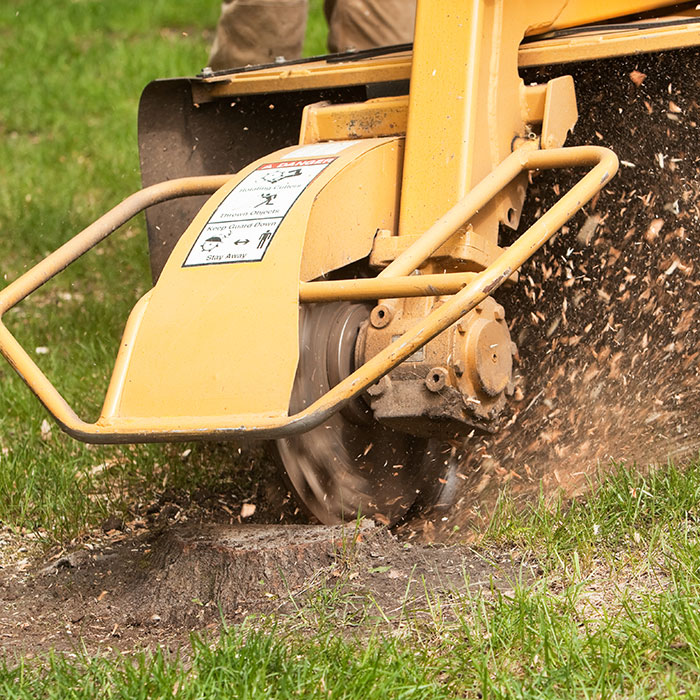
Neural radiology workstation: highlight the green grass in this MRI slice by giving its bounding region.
[305,0,328,57]
[0,0,221,539]
[3,461,700,696]
[488,459,700,563]
[0,626,454,699]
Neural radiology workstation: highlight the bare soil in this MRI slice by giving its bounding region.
[0,517,526,658]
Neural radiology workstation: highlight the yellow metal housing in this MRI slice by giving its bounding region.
[0,146,617,442]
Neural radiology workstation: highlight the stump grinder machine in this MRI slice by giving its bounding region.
[2,1,700,525]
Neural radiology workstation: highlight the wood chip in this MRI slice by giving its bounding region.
[629,70,647,86]
[240,503,256,519]
[644,218,665,243]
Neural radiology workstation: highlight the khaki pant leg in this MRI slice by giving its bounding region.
[323,0,336,27]
[326,0,416,53]
[208,0,308,70]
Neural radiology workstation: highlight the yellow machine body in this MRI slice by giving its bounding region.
[0,0,699,520]
[109,139,402,425]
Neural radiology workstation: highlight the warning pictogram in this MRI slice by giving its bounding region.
[257,231,273,249]
[255,193,277,208]
[183,157,336,267]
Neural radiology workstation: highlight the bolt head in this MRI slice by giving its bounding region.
[425,367,448,393]
[370,304,393,328]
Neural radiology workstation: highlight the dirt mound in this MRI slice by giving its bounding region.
[0,521,525,658]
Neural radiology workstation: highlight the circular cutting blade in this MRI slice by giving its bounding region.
[274,301,445,525]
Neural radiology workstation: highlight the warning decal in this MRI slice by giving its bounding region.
[182,157,335,267]
[282,140,360,159]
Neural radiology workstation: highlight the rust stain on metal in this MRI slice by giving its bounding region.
[482,268,513,295]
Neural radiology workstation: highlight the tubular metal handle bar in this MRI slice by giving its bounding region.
[0,146,618,443]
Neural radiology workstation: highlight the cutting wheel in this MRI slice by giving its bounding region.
[274,301,446,525]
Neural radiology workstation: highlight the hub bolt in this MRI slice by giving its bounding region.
[425,366,448,392]
[370,304,393,328]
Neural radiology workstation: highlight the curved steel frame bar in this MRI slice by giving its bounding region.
[0,146,618,443]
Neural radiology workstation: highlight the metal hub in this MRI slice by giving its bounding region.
[465,312,513,398]
[274,302,442,525]
[362,295,516,436]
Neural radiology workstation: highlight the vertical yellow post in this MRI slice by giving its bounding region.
[398,0,523,245]
[397,0,682,246]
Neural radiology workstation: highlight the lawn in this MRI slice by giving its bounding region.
[1,463,700,698]
[3,1,700,698]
